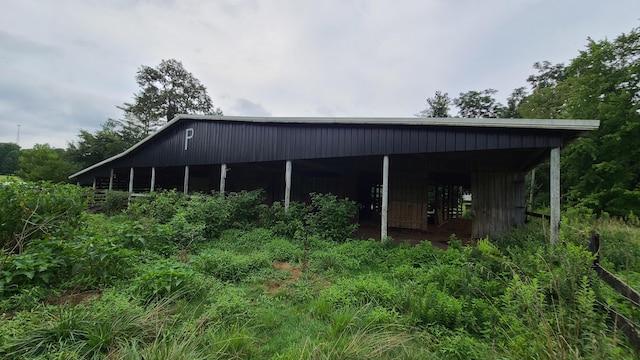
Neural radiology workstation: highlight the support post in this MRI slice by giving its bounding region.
[529,168,536,211]
[220,164,227,196]
[150,167,156,192]
[284,160,292,212]
[92,178,96,190]
[550,147,560,245]
[183,165,190,195]
[381,155,389,242]
[108,168,114,191]
[128,168,134,194]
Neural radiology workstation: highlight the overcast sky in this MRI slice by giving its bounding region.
[1,0,639,149]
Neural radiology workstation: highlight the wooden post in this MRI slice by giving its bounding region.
[183,165,190,195]
[128,168,134,194]
[381,155,389,242]
[529,168,536,210]
[284,160,292,212]
[108,168,114,191]
[92,178,96,190]
[220,164,227,196]
[550,147,560,245]
[150,167,156,192]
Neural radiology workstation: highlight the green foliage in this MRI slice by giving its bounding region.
[0,142,20,175]
[0,181,86,253]
[122,59,222,133]
[191,249,271,283]
[66,119,140,170]
[404,283,463,329]
[17,144,78,183]
[259,201,309,238]
[318,275,399,309]
[453,88,504,118]
[127,189,187,223]
[522,27,640,216]
[134,259,206,302]
[416,91,452,118]
[264,237,304,262]
[103,190,129,214]
[2,181,639,358]
[306,192,359,242]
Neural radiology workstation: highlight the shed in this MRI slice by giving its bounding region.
[69,115,599,243]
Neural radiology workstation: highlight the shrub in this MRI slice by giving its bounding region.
[260,201,310,239]
[127,189,187,223]
[306,193,359,242]
[0,181,86,253]
[191,249,271,283]
[264,238,304,262]
[0,234,136,293]
[103,190,129,214]
[403,283,463,329]
[319,275,399,309]
[134,259,206,302]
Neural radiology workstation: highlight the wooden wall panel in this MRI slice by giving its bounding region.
[388,171,429,230]
[471,172,526,238]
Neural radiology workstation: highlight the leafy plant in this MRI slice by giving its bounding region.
[306,193,359,242]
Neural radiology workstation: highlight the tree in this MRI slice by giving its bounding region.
[121,59,222,136]
[500,87,528,118]
[519,62,568,119]
[0,143,20,175]
[67,119,135,169]
[416,91,452,118]
[453,89,504,118]
[17,144,78,183]
[559,28,640,216]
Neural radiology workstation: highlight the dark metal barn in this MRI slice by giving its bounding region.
[69,115,599,243]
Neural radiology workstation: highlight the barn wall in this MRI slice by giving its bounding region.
[471,172,526,238]
[388,171,429,230]
[108,121,564,169]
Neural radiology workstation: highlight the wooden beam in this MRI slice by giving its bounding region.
[150,167,156,192]
[550,147,560,244]
[183,165,190,195]
[128,167,134,194]
[220,164,227,195]
[381,155,389,242]
[108,168,114,191]
[284,160,292,212]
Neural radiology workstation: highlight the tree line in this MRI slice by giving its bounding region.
[2,27,639,217]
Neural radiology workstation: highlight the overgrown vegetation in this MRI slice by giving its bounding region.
[1,183,639,359]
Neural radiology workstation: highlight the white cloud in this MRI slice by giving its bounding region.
[0,0,638,148]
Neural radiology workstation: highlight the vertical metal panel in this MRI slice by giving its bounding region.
[427,131,437,152]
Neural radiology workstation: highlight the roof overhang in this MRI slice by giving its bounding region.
[69,115,600,179]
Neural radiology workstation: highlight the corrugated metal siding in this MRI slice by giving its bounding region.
[99,120,565,171]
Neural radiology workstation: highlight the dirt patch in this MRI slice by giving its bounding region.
[45,290,102,306]
[268,261,303,294]
[353,218,472,249]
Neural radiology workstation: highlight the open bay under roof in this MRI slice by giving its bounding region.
[70,115,599,242]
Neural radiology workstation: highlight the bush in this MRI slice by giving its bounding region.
[134,259,206,302]
[191,249,271,283]
[403,283,463,329]
[319,275,399,309]
[127,189,187,223]
[306,193,359,242]
[260,201,309,239]
[103,190,129,214]
[0,234,136,293]
[0,181,86,253]
[264,238,304,262]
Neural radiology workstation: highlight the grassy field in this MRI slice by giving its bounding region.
[0,186,638,359]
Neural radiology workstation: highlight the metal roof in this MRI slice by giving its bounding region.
[69,115,600,179]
